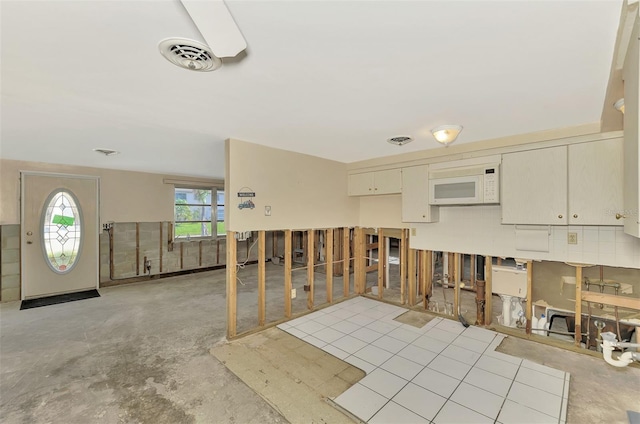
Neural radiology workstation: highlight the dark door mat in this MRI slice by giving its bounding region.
[20,289,100,310]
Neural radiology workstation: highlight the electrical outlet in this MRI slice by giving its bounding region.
[291,288,296,299]
[568,232,578,245]
[265,205,271,216]
[411,228,416,237]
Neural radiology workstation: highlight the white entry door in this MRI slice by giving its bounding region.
[21,173,99,299]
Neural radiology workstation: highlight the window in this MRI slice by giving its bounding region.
[174,187,214,239]
[216,190,225,236]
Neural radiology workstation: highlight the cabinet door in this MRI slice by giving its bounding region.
[348,172,374,196]
[568,139,623,225]
[623,18,640,237]
[401,165,439,223]
[374,169,402,195]
[501,146,568,225]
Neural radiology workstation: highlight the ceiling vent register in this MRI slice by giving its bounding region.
[387,136,413,146]
[158,38,222,72]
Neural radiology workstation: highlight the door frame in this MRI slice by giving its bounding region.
[20,171,101,300]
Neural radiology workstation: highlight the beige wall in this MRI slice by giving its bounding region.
[225,139,359,231]
[358,195,405,230]
[0,159,220,225]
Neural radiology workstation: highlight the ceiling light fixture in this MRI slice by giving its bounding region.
[614,98,625,114]
[431,124,463,146]
[387,136,413,146]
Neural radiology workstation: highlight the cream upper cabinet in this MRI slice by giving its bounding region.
[622,17,640,237]
[401,165,439,223]
[348,172,375,196]
[348,169,401,196]
[568,139,623,226]
[501,146,568,225]
[502,141,623,226]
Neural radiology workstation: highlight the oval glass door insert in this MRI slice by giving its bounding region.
[42,189,83,273]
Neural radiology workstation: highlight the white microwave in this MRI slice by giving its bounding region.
[428,164,500,205]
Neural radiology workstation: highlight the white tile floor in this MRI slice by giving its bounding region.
[278,297,571,424]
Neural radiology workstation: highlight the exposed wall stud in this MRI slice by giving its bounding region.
[408,248,416,307]
[526,260,533,334]
[453,253,460,319]
[258,230,266,326]
[159,222,163,272]
[226,231,237,338]
[284,230,292,318]
[575,265,583,346]
[377,229,385,300]
[400,229,407,304]
[343,227,350,297]
[307,229,315,309]
[326,229,334,303]
[136,223,140,275]
[485,256,493,325]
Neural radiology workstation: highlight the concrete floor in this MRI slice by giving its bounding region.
[0,270,285,424]
[2,263,639,423]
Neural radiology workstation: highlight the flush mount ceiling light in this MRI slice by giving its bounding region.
[614,98,625,114]
[387,136,414,146]
[93,148,119,156]
[431,124,463,146]
[158,38,222,72]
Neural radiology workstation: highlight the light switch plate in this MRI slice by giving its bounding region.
[291,288,296,299]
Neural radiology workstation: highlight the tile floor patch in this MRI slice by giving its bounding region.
[359,368,408,398]
[411,367,460,398]
[434,400,494,424]
[369,401,430,424]
[334,383,388,422]
[393,383,447,421]
[279,296,569,424]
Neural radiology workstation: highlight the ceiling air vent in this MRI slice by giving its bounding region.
[387,136,413,146]
[158,38,222,72]
[93,148,119,156]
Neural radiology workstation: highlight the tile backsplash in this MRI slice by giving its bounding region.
[411,205,640,268]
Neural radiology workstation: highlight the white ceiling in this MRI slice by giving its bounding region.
[0,0,622,179]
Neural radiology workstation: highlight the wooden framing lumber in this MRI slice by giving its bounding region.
[159,222,163,272]
[485,256,492,325]
[425,250,433,309]
[377,229,385,300]
[525,260,533,334]
[284,230,292,318]
[326,229,334,303]
[343,227,350,297]
[453,253,460,319]
[420,250,428,308]
[354,227,366,294]
[408,248,417,307]
[226,231,237,338]
[400,229,407,305]
[307,229,315,309]
[581,291,640,310]
[136,222,140,275]
[258,230,266,326]
[575,265,582,347]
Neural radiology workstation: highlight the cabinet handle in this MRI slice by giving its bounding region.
[558,214,563,219]
[573,214,578,218]
[422,215,426,218]
[616,213,626,220]
[368,188,372,191]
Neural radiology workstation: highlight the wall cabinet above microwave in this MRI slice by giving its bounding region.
[348,169,402,196]
[501,139,623,225]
